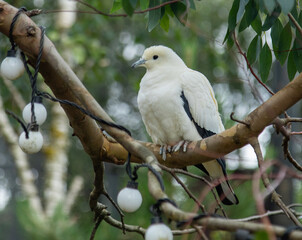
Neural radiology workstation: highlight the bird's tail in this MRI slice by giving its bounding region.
[215,178,239,205]
[195,161,239,205]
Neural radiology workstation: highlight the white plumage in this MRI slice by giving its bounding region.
[133,45,238,205]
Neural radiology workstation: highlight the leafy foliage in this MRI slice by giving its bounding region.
[110,0,194,31]
[225,0,302,81]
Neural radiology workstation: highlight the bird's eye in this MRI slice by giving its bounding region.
[153,55,158,60]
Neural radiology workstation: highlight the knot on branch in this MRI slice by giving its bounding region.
[230,112,250,128]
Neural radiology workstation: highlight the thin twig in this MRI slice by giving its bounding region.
[159,165,227,218]
[233,32,275,96]
[163,166,206,212]
[232,203,302,222]
[291,131,302,135]
[26,0,181,17]
[193,225,209,240]
[288,13,302,37]
[250,137,302,227]
[73,0,181,17]
[282,137,302,172]
[251,138,277,240]
[90,215,105,240]
[89,161,125,232]
[278,117,302,125]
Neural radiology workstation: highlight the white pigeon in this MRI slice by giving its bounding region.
[132,45,238,205]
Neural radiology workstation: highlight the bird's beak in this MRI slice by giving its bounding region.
[131,58,146,68]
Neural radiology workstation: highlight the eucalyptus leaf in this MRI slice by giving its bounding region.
[122,0,135,16]
[171,2,187,24]
[148,0,161,31]
[293,40,302,72]
[237,0,248,23]
[262,7,281,31]
[276,0,295,15]
[111,0,122,13]
[259,43,272,82]
[251,14,262,35]
[287,49,297,80]
[160,11,170,32]
[247,35,262,64]
[130,0,138,8]
[140,0,149,10]
[271,18,283,46]
[245,0,258,26]
[228,0,240,32]
[278,22,292,65]
[263,0,277,15]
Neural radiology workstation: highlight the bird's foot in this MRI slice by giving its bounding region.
[159,144,172,161]
[172,140,190,152]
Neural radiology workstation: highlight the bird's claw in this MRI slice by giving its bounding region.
[159,141,190,160]
[159,145,172,161]
[172,140,190,152]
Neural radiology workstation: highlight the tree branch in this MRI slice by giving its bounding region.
[250,137,302,226]
[73,0,181,17]
[233,32,275,96]
[288,12,302,37]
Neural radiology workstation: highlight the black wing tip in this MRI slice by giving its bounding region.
[221,194,239,205]
[216,184,239,205]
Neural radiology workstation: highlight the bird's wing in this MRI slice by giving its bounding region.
[180,69,238,205]
[180,69,224,134]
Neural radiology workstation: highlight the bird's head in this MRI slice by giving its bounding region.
[131,45,186,70]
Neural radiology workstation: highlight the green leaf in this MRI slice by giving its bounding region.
[247,35,262,64]
[296,11,302,38]
[251,14,262,35]
[271,18,283,46]
[239,13,248,32]
[259,42,272,82]
[290,4,298,21]
[223,28,230,44]
[271,18,283,59]
[239,0,258,33]
[111,0,122,13]
[171,2,187,24]
[237,0,249,23]
[140,0,149,10]
[245,0,258,25]
[257,0,267,13]
[227,34,234,48]
[122,0,135,16]
[148,0,161,31]
[278,22,292,65]
[165,4,174,17]
[130,0,137,8]
[287,49,297,80]
[160,11,169,32]
[228,0,240,32]
[293,40,302,72]
[262,7,281,31]
[263,0,277,15]
[276,0,295,15]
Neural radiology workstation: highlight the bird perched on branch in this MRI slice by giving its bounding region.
[132,45,238,205]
